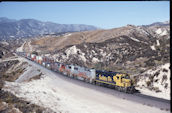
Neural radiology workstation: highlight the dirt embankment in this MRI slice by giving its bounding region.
[0,59,54,113]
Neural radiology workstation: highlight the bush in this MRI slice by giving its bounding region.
[146,81,151,87]
[140,70,145,73]
[154,71,160,77]
[164,83,168,89]
[149,76,154,82]
[0,80,4,90]
[154,79,158,82]
[145,59,155,67]
[153,87,161,93]
[162,75,167,83]
[162,68,168,72]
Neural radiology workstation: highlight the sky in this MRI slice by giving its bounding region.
[0,1,170,29]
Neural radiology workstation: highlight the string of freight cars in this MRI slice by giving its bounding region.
[17,52,136,93]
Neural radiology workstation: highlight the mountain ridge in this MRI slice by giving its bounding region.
[0,17,100,40]
[29,20,169,54]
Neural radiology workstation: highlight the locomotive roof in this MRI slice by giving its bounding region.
[96,70,124,74]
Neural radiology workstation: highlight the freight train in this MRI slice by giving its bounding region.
[17,52,135,93]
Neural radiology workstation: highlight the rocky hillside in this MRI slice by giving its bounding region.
[30,21,169,52]
[0,42,14,59]
[28,21,170,75]
[0,39,25,59]
[135,63,170,100]
[0,17,99,40]
[30,25,148,53]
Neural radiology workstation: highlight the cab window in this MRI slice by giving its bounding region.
[117,76,119,79]
[125,74,130,79]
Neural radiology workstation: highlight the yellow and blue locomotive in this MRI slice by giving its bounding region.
[95,70,135,93]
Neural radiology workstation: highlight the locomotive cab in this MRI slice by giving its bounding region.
[121,74,131,87]
[114,73,134,93]
[114,74,130,86]
[121,74,135,93]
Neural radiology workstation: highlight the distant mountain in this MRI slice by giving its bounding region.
[0,17,17,23]
[143,21,169,27]
[0,17,99,40]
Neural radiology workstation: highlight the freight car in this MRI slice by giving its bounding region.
[17,52,135,93]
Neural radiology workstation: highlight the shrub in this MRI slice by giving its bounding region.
[149,75,154,82]
[154,71,160,77]
[153,87,161,93]
[154,79,158,82]
[164,83,168,89]
[0,80,4,90]
[162,75,167,83]
[140,70,145,73]
[146,80,151,87]
[162,68,168,72]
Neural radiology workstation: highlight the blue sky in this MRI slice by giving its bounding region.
[0,1,170,29]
